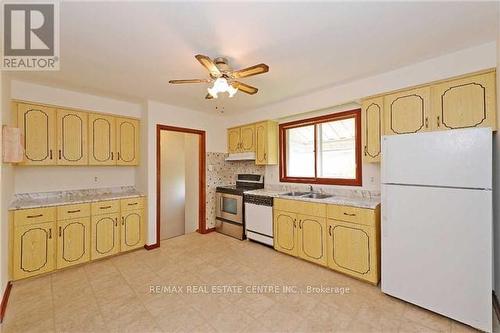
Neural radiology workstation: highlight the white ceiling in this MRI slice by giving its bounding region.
[12,1,498,114]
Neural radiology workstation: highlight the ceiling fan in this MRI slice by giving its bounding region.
[169,55,269,99]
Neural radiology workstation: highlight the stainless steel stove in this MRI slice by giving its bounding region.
[215,174,264,240]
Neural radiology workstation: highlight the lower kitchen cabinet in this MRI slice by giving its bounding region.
[57,217,91,269]
[327,219,379,284]
[91,212,120,260]
[297,215,327,266]
[273,210,297,256]
[120,209,144,251]
[12,221,56,280]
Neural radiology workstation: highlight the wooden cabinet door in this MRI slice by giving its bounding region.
[116,117,139,165]
[432,71,496,130]
[91,213,119,260]
[255,121,268,164]
[362,97,383,163]
[384,87,431,135]
[297,214,327,266]
[88,113,116,165]
[240,124,256,152]
[227,128,241,153]
[273,210,297,256]
[13,222,55,280]
[17,103,56,165]
[120,209,144,251]
[56,217,90,269]
[56,109,88,165]
[327,219,379,284]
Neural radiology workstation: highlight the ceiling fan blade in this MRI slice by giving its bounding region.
[232,63,269,79]
[232,81,258,95]
[205,93,214,100]
[169,79,210,84]
[195,54,221,77]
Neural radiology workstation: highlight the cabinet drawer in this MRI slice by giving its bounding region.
[274,199,326,218]
[14,207,56,226]
[121,197,144,211]
[57,203,90,220]
[327,205,377,226]
[91,200,120,215]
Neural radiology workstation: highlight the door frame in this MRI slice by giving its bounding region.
[150,124,207,249]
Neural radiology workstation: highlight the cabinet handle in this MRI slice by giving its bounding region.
[329,225,332,236]
[121,217,125,225]
[437,116,440,128]
[59,226,62,237]
[27,214,43,218]
[67,209,80,214]
[117,152,120,160]
[48,228,52,239]
[364,145,367,156]
[299,220,302,229]
[293,219,296,228]
[58,150,62,160]
[425,117,429,129]
[263,153,266,160]
[127,202,138,206]
[111,152,114,160]
[343,212,356,217]
[114,217,118,227]
[49,150,53,160]
[100,205,112,209]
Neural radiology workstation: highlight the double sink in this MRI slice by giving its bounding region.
[282,191,333,199]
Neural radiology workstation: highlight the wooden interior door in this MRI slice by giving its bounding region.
[91,213,119,260]
[297,215,327,266]
[362,97,383,162]
[255,121,268,164]
[273,210,297,256]
[227,128,241,153]
[120,209,144,251]
[17,103,56,165]
[13,222,55,280]
[56,109,88,165]
[89,113,116,165]
[432,71,496,130]
[239,124,256,152]
[384,87,431,135]
[327,219,378,283]
[56,217,90,269]
[116,117,139,165]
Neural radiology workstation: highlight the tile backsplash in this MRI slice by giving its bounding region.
[206,152,265,228]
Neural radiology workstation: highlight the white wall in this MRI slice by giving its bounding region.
[0,72,13,305]
[10,80,142,194]
[144,100,227,244]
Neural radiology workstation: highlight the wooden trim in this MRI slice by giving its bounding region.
[493,291,500,321]
[0,281,12,323]
[152,124,207,249]
[279,109,362,186]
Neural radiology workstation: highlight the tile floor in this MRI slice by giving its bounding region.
[2,232,498,333]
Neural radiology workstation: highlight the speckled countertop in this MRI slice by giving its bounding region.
[244,188,380,209]
[9,186,145,210]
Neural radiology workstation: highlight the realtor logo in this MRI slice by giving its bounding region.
[2,2,60,70]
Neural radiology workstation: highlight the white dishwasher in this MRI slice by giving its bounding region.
[244,194,273,246]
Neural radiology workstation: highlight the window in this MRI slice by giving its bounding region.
[279,109,362,186]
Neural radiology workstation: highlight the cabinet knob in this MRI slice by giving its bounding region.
[48,228,52,239]
[121,216,125,225]
[58,150,62,160]
[437,116,440,128]
[425,117,429,129]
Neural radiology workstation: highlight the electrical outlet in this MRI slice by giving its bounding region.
[94,176,99,183]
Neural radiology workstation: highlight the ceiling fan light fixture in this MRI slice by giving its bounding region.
[207,78,238,99]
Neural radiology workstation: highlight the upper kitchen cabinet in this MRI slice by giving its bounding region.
[239,124,256,152]
[56,109,88,165]
[431,71,496,131]
[88,113,116,165]
[227,127,241,153]
[361,97,383,163]
[384,87,431,135]
[255,120,278,165]
[116,117,140,165]
[16,103,57,165]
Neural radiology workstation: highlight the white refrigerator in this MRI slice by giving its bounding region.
[381,128,493,332]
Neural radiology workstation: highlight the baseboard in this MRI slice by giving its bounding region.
[493,291,500,321]
[0,281,12,323]
[197,227,215,234]
[144,243,160,250]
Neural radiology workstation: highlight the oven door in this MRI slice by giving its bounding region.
[216,192,243,224]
